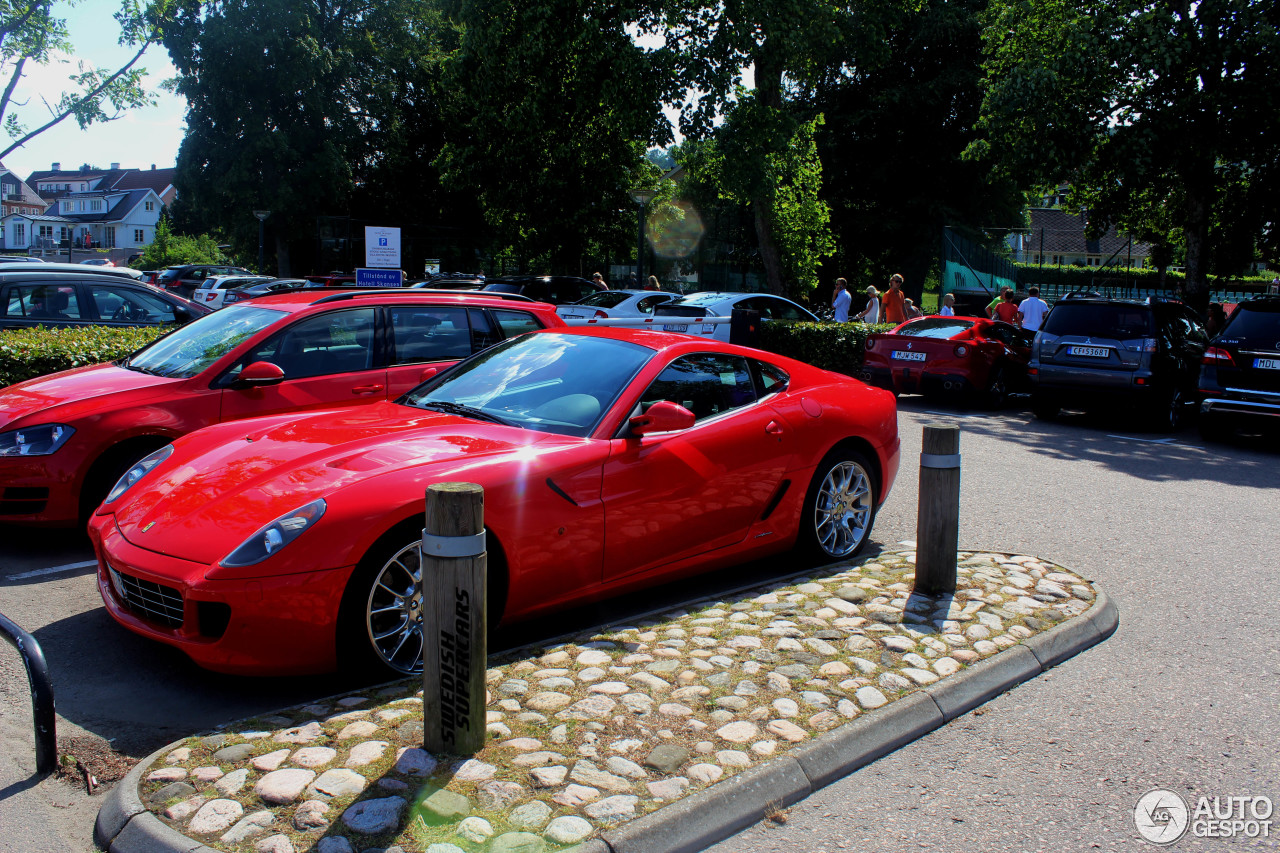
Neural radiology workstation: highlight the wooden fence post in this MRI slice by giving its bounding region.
[421,482,487,756]
[915,423,960,595]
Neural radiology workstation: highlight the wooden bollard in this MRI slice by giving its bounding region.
[915,423,960,595]
[422,482,487,756]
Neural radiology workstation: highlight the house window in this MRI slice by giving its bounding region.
[77,201,85,211]
[105,226,116,248]
[80,183,86,191]
[134,229,145,242]
[14,223,24,242]
[91,200,102,211]
[145,201,155,212]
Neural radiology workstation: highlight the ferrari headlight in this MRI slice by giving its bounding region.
[221,499,327,567]
[105,445,173,503]
[0,424,75,457]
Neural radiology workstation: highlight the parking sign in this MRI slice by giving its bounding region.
[365,226,401,268]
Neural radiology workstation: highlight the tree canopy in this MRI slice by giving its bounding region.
[0,0,169,162]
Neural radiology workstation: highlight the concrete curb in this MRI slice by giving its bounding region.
[97,585,1118,853]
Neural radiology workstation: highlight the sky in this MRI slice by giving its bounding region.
[2,0,187,180]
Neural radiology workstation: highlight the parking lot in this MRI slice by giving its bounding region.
[2,396,1278,852]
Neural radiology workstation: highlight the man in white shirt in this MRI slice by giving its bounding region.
[832,278,852,322]
[1016,286,1049,331]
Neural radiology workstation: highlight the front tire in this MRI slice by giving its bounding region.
[798,450,878,563]
[339,530,425,678]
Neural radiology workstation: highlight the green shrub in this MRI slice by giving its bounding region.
[0,326,170,389]
[756,320,894,377]
[1014,262,1275,294]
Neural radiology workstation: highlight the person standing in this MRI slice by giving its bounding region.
[993,289,1019,324]
[882,273,907,324]
[939,293,956,316]
[591,272,607,289]
[645,275,662,291]
[986,285,1012,319]
[1016,286,1049,331]
[903,298,923,319]
[858,286,880,323]
[832,278,852,322]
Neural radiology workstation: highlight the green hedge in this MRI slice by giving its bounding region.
[1014,262,1275,293]
[757,320,894,377]
[0,325,170,389]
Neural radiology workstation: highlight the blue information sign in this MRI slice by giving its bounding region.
[355,268,405,287]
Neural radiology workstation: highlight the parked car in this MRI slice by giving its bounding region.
[1198,296,1280,439]
[482,275,605,305]
[79,258,115,267]
[88,327,900,675]
[556,289,677,321]
[305,272,357,287]
[410,277,485,291]
[192,275,277,309]
[222,278,314,305]
[0,270,209,332]
[653,291,819,341]
[1029,293,1209,429]
[862,316,1033,407]
[0,255,43,263]
[0,289,563,526]
[0,261,142,280]
[155,264,254,299]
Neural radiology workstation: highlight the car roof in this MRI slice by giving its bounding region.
[0,262,142,278]
[242,288,561,315]
[0,268,152,283]
[540,324,803,361]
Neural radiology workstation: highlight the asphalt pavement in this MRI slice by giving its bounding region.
[1,398,1277,852]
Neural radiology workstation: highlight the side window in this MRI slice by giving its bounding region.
[18,284,82,321]
[236,308,376,380]
[640,353,757,423]
[986,324,1013,345]
[90,285,177,324]
[468,309,501,351]
[389,306,471,364]
[636,295,666,314]
[1179,307,1209,344]
[492,309,544,339]
[755,361,790,396]
[764,298,807,321]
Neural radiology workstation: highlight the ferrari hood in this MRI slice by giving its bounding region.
[111,402,557,564]
[0,363,174,428]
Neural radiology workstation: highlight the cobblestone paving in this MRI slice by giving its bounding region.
[136,550,1096,853]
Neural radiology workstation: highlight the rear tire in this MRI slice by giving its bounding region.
[1149,387,1185,432]
[984,366,1009,409]
[797,449,878,564]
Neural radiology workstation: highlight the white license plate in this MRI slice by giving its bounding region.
[1254,358,1280,370]
[891,350,926,362]
[663,324,688,332]
[560,313,583,319]
[1068,345,1109,358]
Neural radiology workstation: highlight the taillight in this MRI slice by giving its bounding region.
[1202,346,1235,366]
[954,344,969,357]
[594,309,608,319]
[865,337,876,350]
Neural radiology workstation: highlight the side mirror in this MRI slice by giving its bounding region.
[420,366,440,383]
[232,361,285,388]
[629,400,696,435]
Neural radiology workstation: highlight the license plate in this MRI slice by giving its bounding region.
[1255,358,1280,370]
[891,350,926,362]
[560,313,582,319]
[1068,345,1109,358]
[663,324,688,332]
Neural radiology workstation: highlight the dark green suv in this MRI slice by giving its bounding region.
[1029,294,1209,429]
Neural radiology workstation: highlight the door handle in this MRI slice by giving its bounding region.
[765,420,785,435]
[351,384,384,395]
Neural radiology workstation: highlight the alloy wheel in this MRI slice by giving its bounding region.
[365,541,424,675]
[813,459,873,558]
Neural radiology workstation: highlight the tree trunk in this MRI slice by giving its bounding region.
[276,235,291,277]
[752,196,786,295]
[1181,191,1210,313]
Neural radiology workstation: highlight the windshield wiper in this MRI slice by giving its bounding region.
[420,401,520,427]
[120,360,164,376]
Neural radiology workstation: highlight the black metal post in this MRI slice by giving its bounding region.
[636,200,646,286]
[0,610,56,775]
[257,219,264,273]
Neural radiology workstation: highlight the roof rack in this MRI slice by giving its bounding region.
[1059,290,1104,300]
[309,288,534,305]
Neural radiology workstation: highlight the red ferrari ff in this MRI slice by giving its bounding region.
[90,328,900,676]
[861,316,1034,407]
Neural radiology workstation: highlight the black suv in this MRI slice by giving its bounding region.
[482,275,605,305]
[1029,293,1209,429]
[1197,297,1280,438]
[155,264,254,299]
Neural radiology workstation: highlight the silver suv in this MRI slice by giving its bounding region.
[1029,294,1208,429]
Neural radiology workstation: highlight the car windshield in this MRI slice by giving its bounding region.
[403,333,652,437]
[573,292,633,309]
[1221,302,1280,339]
[896,318,974,339]
[123,305,285,378]
[1042,303,1153,338]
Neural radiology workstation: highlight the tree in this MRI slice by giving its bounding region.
[640,0,907,296]
[164,0,454,274]
[438,0,671,272]
[138,217,224,267]
[969,0,1280,310]
[0,0,169,162]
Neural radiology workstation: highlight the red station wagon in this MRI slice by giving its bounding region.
[0,289,563,526]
